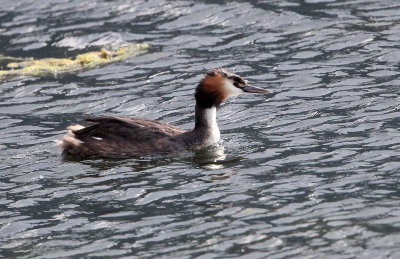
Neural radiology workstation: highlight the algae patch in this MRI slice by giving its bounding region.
[0,43,150,80]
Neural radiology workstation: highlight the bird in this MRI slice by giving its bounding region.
[60,68,271,159]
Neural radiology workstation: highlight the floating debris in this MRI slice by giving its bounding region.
[0,43,150,80]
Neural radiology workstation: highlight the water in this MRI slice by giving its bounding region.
[1,0,400,257]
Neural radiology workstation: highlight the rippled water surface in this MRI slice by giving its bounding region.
[1,0,400,257]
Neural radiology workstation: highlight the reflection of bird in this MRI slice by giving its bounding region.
[60,68,271,159]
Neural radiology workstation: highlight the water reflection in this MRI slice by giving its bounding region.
[64,143,237,172]
[193,144,227,170]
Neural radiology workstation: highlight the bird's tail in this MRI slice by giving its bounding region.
[58,124,84,158]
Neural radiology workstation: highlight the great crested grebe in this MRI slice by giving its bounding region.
[60,68,270,159]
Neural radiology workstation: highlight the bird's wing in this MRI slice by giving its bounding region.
[78,116,186,138]
[65,116,187,158]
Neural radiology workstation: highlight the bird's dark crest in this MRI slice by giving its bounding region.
[196,68,239,109]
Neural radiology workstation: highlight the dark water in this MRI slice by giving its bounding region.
[1,0,400,258]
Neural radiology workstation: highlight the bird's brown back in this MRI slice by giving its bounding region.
[63,116,187,159]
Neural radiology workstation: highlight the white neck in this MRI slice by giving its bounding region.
[194,104,220,145]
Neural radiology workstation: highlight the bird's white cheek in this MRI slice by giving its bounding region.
[223,81,243,97]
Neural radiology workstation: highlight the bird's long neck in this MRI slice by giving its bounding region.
[193,104,220,144]
[194,104,217,129]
